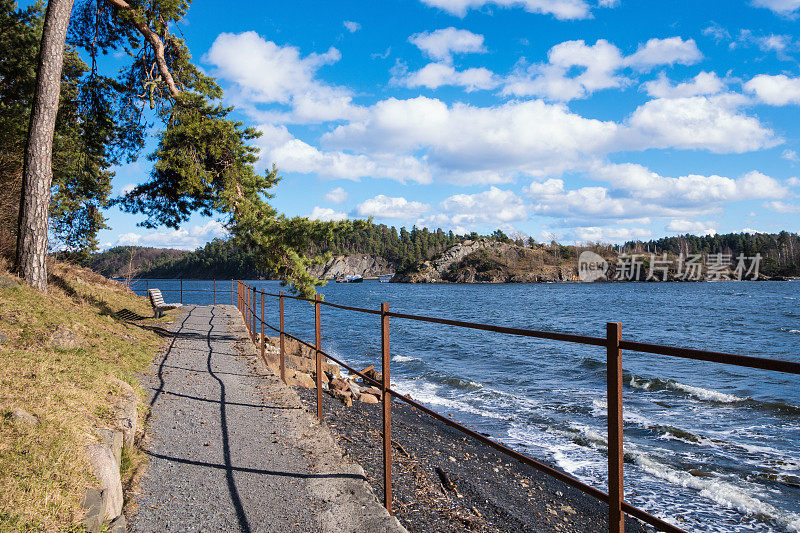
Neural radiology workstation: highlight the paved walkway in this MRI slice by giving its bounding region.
[132,305,404,533]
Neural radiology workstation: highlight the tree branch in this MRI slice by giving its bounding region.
[102,0,180,98]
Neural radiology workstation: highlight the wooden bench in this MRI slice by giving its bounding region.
[147,288,182,318]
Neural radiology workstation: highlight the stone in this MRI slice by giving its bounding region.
[327,388,353,407]
[10,408,37,427]
[96,428,123,466]
[362,387,382,399]
[0,332,6,344]
[48,325,80,350]
[86,444,123,520]
[109,377,138,450]
[287,370,316,389]
[108,513,126,533]
[359,393,379,404]
[330,378,350,392]
[82,488,104,533]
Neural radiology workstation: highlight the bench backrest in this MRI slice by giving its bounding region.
[147,288,166,307]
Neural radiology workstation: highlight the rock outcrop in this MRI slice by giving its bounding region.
[308,254,394,280]
[395,239,577,283]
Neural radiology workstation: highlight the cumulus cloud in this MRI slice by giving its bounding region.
[111,221,228,250]
[255,125,433,183]
[395,63,500,91]
[438,187,527,224]
[666,219,718,236]
[642,71,724,99]
[409,28,486,63]
[765,200,800,212]
[624,37,703,70]
[418,0,601,20]
[324,187,349,203]
[503,37,702,101]
[623,94,779,153]
[744,74,800,105]
[356,195,431,219]
[571,226,652,243]
[322,97,618,179]
[750,0,800,17]
[307,207,348,221]
[205,31,363,123]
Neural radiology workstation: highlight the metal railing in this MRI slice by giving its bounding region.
[122,278,229,305]
[233,280,800,533]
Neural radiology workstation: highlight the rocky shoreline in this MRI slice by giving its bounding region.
[295,385,652,533]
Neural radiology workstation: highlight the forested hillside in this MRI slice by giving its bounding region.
[82,224,800,280]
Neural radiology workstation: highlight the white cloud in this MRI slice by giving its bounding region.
[744,74,800,105]
[438,187,527,225]
[206,31,363,123]
[783,150,800,163]
[307,207,348,221]
[526,179,634,219]
[112,221,228,250]
[356,195,431,219]
[324,187,349,203]
[666,219,718,236]
[571,226,652,243]
[787,177,800,186]
[395,62,500,91]
[623,94,779,153]
[503,39,624,100]
[323,97,618,180]
[642,71,724,99]
[503,37,702,102]
[592,164,788,205]
[408,28,486,63]
[750,0,800,17]
[765,200,800,212]
[343,21,361,33]
[418,0,598,20]
[256,125,433,183]
[624,37,703,70]
[702,25,732,43]
[120,183,136,195]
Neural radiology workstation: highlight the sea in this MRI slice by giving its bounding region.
[132,279,800,532]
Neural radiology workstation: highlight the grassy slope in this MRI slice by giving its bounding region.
[0,261,171,531]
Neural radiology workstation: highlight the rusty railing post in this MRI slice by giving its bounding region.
[213,279,216,306]
[260,290,265,362]
[315,294,323,420]
[253,287,257,343]
[279,291,286,384]
[607,322,624,533]
[381,302,393,514]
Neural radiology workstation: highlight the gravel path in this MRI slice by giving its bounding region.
[131,305,404,533]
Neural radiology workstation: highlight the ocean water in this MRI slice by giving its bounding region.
[133,279,800,532]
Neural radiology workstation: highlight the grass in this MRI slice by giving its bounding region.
[0,260,173,531]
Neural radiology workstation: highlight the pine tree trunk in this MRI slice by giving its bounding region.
[15,0,75,292]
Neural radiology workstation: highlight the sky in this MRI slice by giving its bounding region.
[77,0,800,249]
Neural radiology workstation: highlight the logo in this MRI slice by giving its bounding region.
[578,251,608,282]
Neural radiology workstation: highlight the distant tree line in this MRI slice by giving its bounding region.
[622,231,800,277]
[82,226,800,280]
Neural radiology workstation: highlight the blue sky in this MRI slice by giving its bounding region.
[81,0,800,249]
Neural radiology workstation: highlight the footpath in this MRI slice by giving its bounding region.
[132,305,405,533]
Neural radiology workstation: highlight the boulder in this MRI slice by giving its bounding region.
[82,488,104,533]
[96,428,123,466]
[109,377,138,449]
[287,370,316,389]
[359,393,379,404]
[327,388,353,407]
[10,408,37,427]
[49,325,80,350]
[330,378,350,392]
[85,444,123,520]
[108,514,126,533]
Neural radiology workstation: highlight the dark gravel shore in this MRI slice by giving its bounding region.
[297,386,652,533]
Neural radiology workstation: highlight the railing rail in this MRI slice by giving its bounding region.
[141,278,798,533]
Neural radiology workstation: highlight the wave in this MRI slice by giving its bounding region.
[633,453,800,532]
[629,375,745,403]
[391,377,508,421]
[392,354,420,362]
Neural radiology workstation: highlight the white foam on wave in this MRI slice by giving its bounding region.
[391,377,508,421]
[633,453,800,532]
[630,375,745,403]
[392,354,420,362]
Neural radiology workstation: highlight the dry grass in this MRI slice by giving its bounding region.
[0,261,172,531]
